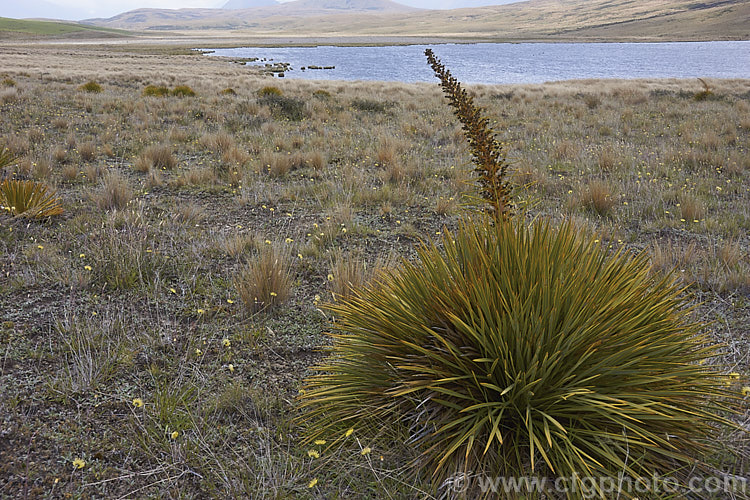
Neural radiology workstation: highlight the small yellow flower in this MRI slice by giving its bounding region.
[361,447,371,456]
[327,274,334,282]
[265,239,272,245]
[226,299,234,304]
[345,428,354,438]
[222,338,231,347]
[314,439,326,445]
[308,478,318,488]
[197,309,205,314]
[285,238,293,243]
[37,245,43,249]
[79,253,85,258]
[171,431,179,439]
[72,458,85,469]
[270,292,278,297]
[195,348,203,356]
[132,398,144,408]
[297,253,303,259]
[742,387,750,397]
[170,288,177,294]
[228,364,234,373]
[84,265,92,271]
[307,449,320,458]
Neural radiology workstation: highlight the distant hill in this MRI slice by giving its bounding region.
[82,0,749,41]
[0,16,129,38]
[85,0,420,30]
[223,0,278,9]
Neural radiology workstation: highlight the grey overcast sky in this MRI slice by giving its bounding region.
[1,0,522,21]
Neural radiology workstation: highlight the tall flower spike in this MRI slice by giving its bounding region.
[425,49,514,221]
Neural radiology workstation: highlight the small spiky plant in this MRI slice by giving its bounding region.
[0,146,16,171]
[0,178,63,218]
[425,48,513,221]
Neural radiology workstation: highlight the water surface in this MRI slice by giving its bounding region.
[204,41,750,84]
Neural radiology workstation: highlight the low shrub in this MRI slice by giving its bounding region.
[79,81,103,93]
[258,94,305,121]
[350,98,395,114]
[143,85,170,97]
[257,86,282,97]
[171,85,196,97]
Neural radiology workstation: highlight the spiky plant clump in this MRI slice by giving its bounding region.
[0,146,16,170]
[425,49,513,221]
[299,216,739,497]
[0,179,63,217]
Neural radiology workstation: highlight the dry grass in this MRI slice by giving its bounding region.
[92,172,133,210]
[235,245,294,314]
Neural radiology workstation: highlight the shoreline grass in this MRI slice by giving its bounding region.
[0,45,748,498]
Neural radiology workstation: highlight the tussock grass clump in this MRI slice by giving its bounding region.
[79,141,97,162]
[92,172,133,211]
[142,144,176,170]
[300,217,739,496]
[78,80,103,93]
[580,179,615,216]
[2,77,16,87]
[0,178,63,218]
[235,245,293,314]
[220,87,237,95]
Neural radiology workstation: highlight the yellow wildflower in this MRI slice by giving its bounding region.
[308,478,318,488]
[72,458,85,469]
[345,428,354,437]
[314,439,326,445]
[307,449,320,458]
[222,338,231,347]
[132,398,144,408]
[84,265,92,271]
[361,447,371,456]
[742,387,750,397]
[171,431,179,439]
